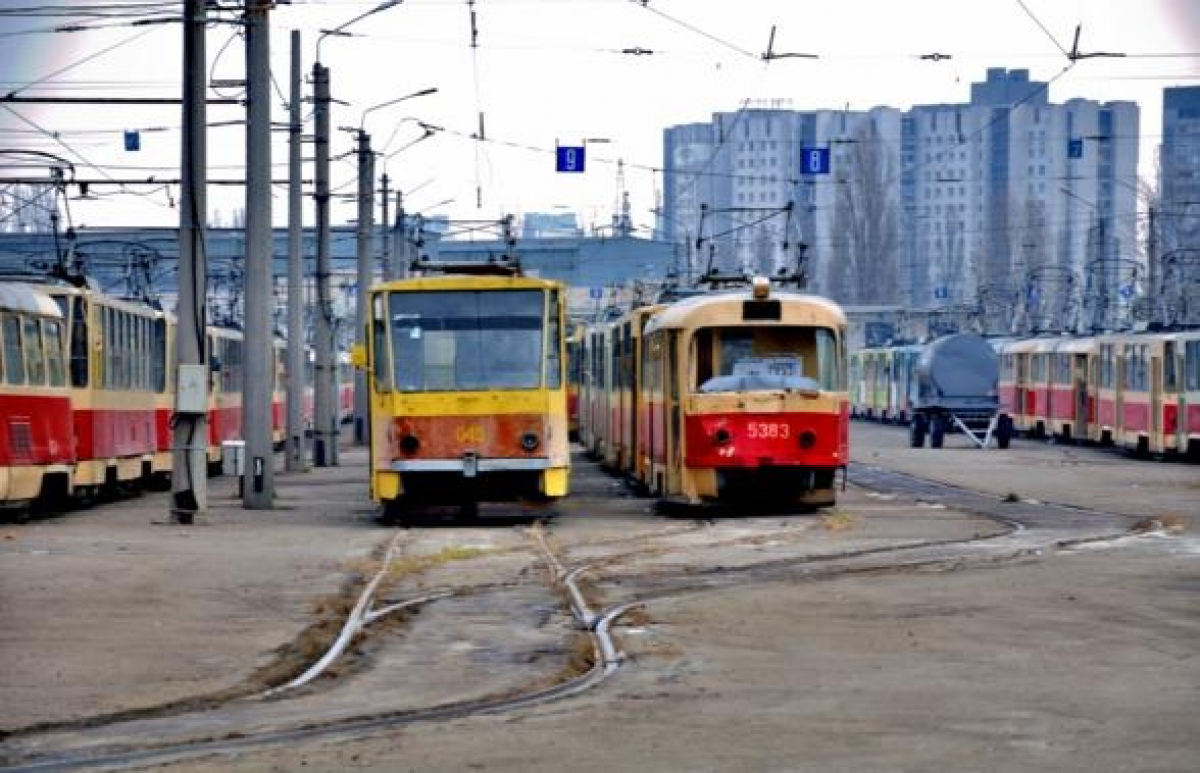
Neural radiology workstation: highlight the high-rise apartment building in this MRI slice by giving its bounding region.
[661,69,1141,331]
[1158,86,1200,324]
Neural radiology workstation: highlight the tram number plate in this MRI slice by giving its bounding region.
[746,422,790,440]
[733,356,800,377]
[456,424,485,444]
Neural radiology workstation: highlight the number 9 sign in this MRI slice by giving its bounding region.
[556,146,586,173]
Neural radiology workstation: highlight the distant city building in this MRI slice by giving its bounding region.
[521,212,581,239]
[1158,86,1200,323]
[0,184,56,234]
[661,68,1141,332]
[0,224,678,337]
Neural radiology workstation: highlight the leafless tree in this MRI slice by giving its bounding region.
[827,119,900,304]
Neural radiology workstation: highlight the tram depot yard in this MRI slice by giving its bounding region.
[1,423,1197,772]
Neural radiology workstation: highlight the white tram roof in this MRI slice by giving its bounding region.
[644,288,847,336]
[0,282,64,317]
[374,273,564,292]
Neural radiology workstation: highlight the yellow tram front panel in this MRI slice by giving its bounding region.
[363,273,570,507]
[369,390,569,501]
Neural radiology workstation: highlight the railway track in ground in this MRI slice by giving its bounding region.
[0,461,1152,773]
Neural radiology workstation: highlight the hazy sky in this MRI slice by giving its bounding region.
[2,0,1198,233]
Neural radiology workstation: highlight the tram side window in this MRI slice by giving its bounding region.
[151,318,166,392]
[817,330,844,390]
[22,317,45,385]
[70,297,88,387]
[693,329,714,386]
[135,315,146,390]
[228,337,244,393]
[1164,342,1176,394]
[1187,341,1200,392]
[1123,346,1148,392]
[44,318,65,387]
[1031,353,1046,383]
[607,329,620,394]
[2,314,24,384]
[106,308,117,388]
[372,294,390,391]
[642,336,660,394]
[546,290,562,389]
[1053,354,1071,385]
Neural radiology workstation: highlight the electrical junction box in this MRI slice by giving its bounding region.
[176,363,208,414]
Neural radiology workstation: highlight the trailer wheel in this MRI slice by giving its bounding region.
[930,415,945,448]
[910,413,927,448]
[996,414,1013,449]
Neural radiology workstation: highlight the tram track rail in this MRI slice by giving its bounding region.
[0,462,1158,772]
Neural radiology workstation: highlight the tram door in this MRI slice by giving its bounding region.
[666,330,682,496]
[1072,353,1089,441]
[1151,352,1163,452]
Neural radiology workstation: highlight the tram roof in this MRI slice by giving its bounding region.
[0,282,64,317]
[645,288,847,334]
[373,273,564,292]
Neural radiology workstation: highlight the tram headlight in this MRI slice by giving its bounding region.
[713,428,732,446]
[520,432,540,452]
[399,434,420,455]
[798,430,817,449]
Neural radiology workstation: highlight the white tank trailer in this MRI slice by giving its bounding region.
[910,333,1013,449]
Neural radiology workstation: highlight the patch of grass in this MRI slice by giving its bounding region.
[621,605,652,627]
[385,545,496,581]
[1131,515,1191,535]
[821,511,856,531]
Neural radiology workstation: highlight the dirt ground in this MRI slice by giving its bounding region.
[1,423,1197,771]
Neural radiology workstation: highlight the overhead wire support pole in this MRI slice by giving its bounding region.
[353,129,375,446]
[312,60,336,467]
[243,0,275,508]
[309,0,413,463]
[171,0,208,525]
[286,29,307,473]
[380,172,391,280]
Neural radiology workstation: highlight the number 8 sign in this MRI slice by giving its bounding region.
[800,147,830,175]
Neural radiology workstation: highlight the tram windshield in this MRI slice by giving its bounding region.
[387,289,544,391]
[694,326,842,393]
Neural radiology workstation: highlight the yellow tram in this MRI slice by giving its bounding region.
[355,262,570,521]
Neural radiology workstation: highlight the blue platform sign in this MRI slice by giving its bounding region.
[556,146,586,173]
[123,130,140,151]
[800,147,830,175]
[934,284,949,300]
[1068,138,1083,159]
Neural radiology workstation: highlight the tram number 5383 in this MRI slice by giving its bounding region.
[746,422,790,440]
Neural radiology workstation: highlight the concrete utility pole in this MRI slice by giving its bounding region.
[394,190,407,278]
[171,0,208,524]
[243,1,275,507]
[286,29,307,472]
[312,61,337,467]
[353,129,375,445]
[380,172,391,280]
